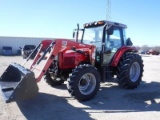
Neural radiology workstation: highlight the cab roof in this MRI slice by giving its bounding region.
[84,20,127,28]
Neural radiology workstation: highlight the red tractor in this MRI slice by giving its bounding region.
[0,20,144,103]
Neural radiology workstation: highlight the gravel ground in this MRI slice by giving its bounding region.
[0,55,160,120]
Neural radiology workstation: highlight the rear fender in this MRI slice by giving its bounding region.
[110,46,137,67]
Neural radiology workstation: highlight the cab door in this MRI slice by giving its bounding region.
[102,26,123,65]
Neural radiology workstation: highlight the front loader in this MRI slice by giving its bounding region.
[0,20,144,103]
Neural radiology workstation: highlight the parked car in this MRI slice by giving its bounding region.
[140,51,146,54]
[20,45,36,59]
[147,50,159,55]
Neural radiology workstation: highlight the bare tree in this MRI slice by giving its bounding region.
[140,45,150,52]
[134,45,141,51]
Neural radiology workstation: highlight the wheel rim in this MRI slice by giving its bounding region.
[129,62,140,82]
[78,73,96,95]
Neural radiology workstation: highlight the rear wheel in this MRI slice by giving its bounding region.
[67,64,100,101]
[117,53,144,89]
[44,72,64,86]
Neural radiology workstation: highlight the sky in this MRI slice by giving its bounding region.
[0,0,160,46]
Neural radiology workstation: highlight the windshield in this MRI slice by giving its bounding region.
[82,26,103,49]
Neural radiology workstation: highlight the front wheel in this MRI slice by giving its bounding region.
[117,53,144,89]
[67,64,100,101]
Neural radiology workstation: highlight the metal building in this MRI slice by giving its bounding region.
[0,36,54,55]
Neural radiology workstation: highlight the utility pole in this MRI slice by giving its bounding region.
[106,0,111,21]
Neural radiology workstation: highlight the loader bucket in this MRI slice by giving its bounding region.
[0,63,38,103]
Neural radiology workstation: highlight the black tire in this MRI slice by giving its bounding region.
[44,72,64,86]
[67,64,100,101]
[117,53,144,89]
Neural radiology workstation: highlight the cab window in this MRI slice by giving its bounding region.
[105,27,122,50]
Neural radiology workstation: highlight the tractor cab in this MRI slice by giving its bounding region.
[74,20,131,65]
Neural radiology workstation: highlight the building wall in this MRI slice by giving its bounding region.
[0,36,55,55]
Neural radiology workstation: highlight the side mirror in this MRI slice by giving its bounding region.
[126,38,133,46]
[107,27,114,35]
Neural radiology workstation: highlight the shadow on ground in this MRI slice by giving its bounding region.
[17,92,93,120]
[17,80,160,119]
[82,80,160,113]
